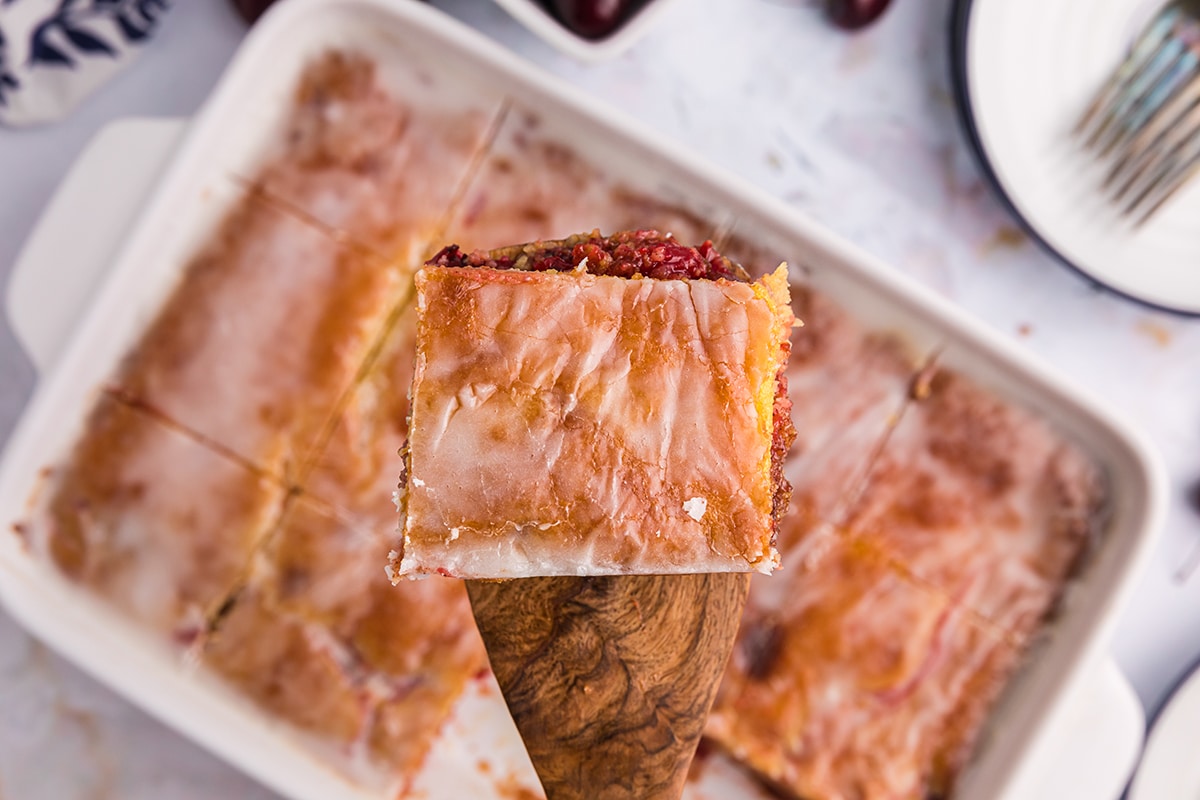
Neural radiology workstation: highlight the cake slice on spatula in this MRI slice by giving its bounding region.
[390,230,795,800]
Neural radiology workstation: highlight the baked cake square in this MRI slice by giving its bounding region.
[393,232,794,578]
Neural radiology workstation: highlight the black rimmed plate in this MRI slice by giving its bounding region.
[950,0,1200,316]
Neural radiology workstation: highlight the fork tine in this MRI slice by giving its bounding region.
[1077,7,1180,137]
[1118,154,1175,220]
[1099,30,1200,157]
[1081,0,1200,225]
[1088,31,1192,152]
[1106,65,1200,168]
[1106,71,1200,190]
[1110,109,1195,209]
[1124,117,1200,223]
[1132,149,1200,225]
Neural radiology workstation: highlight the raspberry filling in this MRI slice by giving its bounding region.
[427,229,743,282]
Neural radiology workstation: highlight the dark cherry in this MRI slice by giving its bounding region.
[827,0,893,30]
[546,0,638,40]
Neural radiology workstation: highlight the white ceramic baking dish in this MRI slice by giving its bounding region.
[0,1,1166,798]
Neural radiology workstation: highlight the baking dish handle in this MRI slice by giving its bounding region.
[5,117,187,374]
[1000,655,1144,799]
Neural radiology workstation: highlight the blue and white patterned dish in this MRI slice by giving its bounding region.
[0,0,169,127]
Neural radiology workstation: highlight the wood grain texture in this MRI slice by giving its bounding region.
[466,573,751,800]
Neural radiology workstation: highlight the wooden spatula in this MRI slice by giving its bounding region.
[466,572,750,800]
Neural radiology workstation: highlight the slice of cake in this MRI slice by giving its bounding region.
[204,496,485,785]
[391,231,795,579]
[27,393,286,637]
[841,366,1104,643]
[706,531,1020,800]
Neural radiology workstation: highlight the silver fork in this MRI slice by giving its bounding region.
[1076,0,1200,225]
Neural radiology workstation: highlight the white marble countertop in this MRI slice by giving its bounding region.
[2,0,1200,796]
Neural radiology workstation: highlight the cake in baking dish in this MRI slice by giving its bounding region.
[108,51,502,483]
[391,231,796,579]
[16,48,1105,800]
[840,365,1104,644]
[204,495,486,783]
[29,393,286,637]
[707,518,1022,800]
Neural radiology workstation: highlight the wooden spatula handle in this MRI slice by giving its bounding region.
[466,573,751,800]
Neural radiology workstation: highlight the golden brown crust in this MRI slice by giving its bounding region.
[262,497,485,673]
[842,367,1104,643]
[204,587,369,744]
[113,186,402,481]
[306,304,418,511]
[706,535,1020,800]
[37,394,285,635]
[396,263,792,578]
[206,496,486,779]
[113,51,501,482]
[256,52,501,262]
